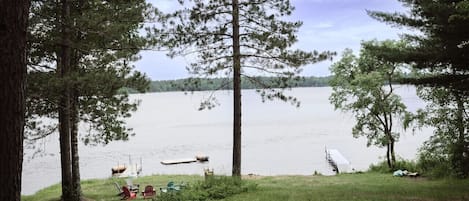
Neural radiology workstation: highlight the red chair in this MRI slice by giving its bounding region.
[141,185,156,199]
[121,186,137,200]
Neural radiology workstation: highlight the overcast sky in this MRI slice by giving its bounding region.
[135,0,408,80]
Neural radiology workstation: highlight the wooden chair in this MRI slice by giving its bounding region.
[121,186,137,200]
[141,185,156,199]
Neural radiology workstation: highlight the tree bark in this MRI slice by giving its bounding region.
[390,137,396,168]
[454,92,468,178]
[0,0,29,200]
[71,82,81,201]
[231,0,242,177]
[58,0,73,200]
[70,0,83,199]
[386,143,392,168]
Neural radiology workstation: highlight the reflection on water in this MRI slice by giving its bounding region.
[22,86,432,195]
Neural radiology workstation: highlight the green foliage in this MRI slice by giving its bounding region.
[412,87,469,178]
[147,76,331,93]
[157,176,257,201]
[149,0,334,105]
[417,141,453,178]
[329,40,412,168]
[367,0,469,93]
[367,0,469,179]
[26,0,152,146]
[369,159,419,173]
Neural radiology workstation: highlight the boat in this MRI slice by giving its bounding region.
[112,156,143,177]
[195,155,209,162]
[111,165,127,174]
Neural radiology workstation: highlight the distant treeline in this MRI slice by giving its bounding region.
[147,76,331,93]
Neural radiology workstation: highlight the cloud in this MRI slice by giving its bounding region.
[137,0,409,80]
[311,22,334,29]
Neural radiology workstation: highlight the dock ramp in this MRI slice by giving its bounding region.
[325,148,352,173]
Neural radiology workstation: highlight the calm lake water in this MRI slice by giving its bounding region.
[22,86,432,195]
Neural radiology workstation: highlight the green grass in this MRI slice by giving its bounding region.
[23,173,469,201]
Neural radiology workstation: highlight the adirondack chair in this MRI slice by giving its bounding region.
[114,181,124,196]
[160,181,184,193]
[141,185,156,199]
[121,186,137,200]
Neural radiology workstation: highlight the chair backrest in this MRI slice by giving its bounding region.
[167,181,174,187]
[114,181,122,192]
[144,185,154,193]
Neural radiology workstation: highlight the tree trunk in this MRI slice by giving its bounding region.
[70,0,83,198]
[71,85,81,201]
[390,138,396,169]
[386,143,392,169]
[454,92,468,178]
[231,0,242,177]
[58,0,73,200]
[0,0,29,200]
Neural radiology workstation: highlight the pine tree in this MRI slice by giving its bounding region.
[0,1,30,200]
[151,0,334,176]
[367,0,469,93]
[367,0,469,177]
[27,0,151,199]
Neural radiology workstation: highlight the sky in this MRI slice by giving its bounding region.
[135,0,409,80]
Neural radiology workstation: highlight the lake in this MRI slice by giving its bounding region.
[22,86,432,195]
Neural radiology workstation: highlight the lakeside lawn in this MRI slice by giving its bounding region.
[23,173,469,201]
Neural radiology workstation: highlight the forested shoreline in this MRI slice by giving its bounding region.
[145,76,332,93]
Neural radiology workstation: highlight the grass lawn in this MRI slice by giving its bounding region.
[22,173,469,201]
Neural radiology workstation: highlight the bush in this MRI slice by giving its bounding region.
[417,148,452,178]
[368,159,420,173]
[157,176,257,201]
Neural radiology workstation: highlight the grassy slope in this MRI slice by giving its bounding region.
[23,173,469,201]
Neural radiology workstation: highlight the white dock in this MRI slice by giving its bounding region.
[161,158,197,165]
[325,148,352,173]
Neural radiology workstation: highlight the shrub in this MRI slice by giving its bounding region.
[157,176,257,201]
[368,159,420,173]
[417,148,452,178]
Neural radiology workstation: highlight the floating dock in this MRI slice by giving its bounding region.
[325,148,352,174]
[161,155,209,165]
[161,158,198,165]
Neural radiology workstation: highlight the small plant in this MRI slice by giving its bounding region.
[157,176,257,201]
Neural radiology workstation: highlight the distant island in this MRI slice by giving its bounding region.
[142,76,331,93]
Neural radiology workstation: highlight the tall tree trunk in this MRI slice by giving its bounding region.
[70,91,81,200]
[70,0,83,199]
[58,0,73,200]
[454,92,467,178]
[231,0,242,177]
[0,0,29,200]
